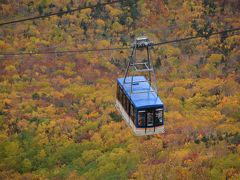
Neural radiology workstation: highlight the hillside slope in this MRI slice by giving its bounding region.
[0,0,239,179]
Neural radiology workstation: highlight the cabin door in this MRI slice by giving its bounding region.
[146,109,154,127]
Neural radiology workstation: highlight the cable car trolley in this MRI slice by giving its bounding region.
[116,37,164,136]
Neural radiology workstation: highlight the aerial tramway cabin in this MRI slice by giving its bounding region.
[116,76,164,136]
[115,37,164,136]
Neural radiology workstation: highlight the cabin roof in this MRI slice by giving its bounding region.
[117,76,164,109]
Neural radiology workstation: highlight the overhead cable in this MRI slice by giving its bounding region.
[0,27,239,57]
[0,0,125,26]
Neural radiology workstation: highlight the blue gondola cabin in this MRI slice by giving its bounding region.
[116,76,164,136]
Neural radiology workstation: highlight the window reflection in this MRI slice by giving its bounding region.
[155,108,163,125]
[147,111,154,126]
[138,111,145,127]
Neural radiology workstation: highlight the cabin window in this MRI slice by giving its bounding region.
[119,87,122,104]
[127,100,130,116]
[122,92,125,109]
[128,102,131,116]
[130,104,136,125]
[155,108,163,125]
[117,84,120,101]
[130,104,133,119]
[138,110,146,127]
[122,90,124,106]
[122,91,124,107]
[122,93,124,109]
[123,94,127,111]
[124,95,127,112]
[125,95,128,111]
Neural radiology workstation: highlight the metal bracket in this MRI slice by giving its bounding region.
[123,37,158,96]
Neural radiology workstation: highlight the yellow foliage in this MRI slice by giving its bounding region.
[4,65,16,72]
[82,150,102,164]
[174,166,192,180]
[208,54,224,63]
[165,97,182,111]
[170,148,190,163]
[172,86,191,99]
[0,132,8,142]
[96,40,110,49]
[22,159,32,172]
[3,98,11,105]
[37,149,46,160]
[0,40,7,50]
[138,2,150,16]
[96,19,105,27]
[81,8,92,16]
[106,5,122,17]
[112,22,123,33]
[17,119,29,131]
[173,79,193,88]
[52,76,71,87]
[5,142,19,156]
[161,45,181,57]
[186,93,218,110]
[226,34,240,45]
[88,57,98,64]
[109,148,127,163]
[216,123,240,135]
[222,78,240,96]
[91,133,103,148]
[87,111,99,119]
[44,104,56,115]
[166,111,184,122]
[66,62,76,69]
[194,78,224,95]
[51,91,64,99]
[196,44,208,53]
[218,95,240,120]
[62,83,95,98]
[126,17,133,25]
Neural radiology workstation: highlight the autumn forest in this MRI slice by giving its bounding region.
[0,0,240,179]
